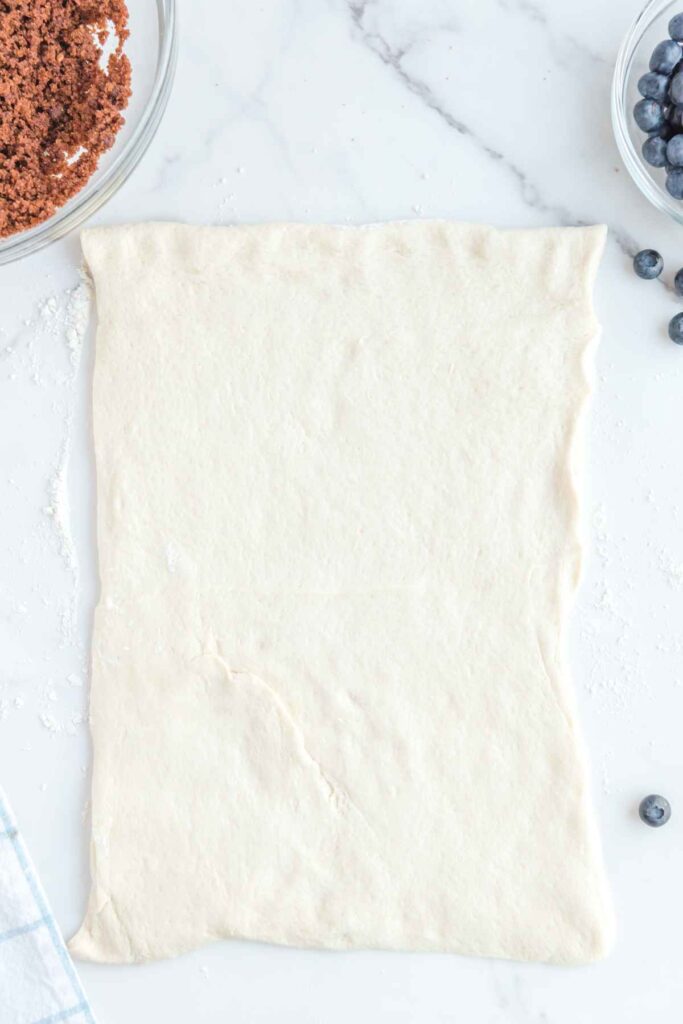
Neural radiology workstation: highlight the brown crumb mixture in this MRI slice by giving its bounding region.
[0,0,132,238]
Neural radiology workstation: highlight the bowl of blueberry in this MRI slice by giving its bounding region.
[612,0,683,220]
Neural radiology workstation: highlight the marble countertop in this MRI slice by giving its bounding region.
[1,0,682,1020]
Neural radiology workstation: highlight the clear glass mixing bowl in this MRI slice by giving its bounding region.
[0,0,177,265]
[611,0,683,225]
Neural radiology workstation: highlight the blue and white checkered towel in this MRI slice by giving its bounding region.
[0,787,96,1024]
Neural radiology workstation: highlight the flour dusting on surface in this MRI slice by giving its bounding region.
[1,271,93,741]
[577,501,648,720]
[658,549,683,589]
[45,447,76,570]
[64,274,91,366]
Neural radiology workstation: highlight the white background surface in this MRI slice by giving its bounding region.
[2,0,683,1020]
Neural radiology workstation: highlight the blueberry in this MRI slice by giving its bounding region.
[643,135,669,166]
[667,166,683,196]
[670,12,683,41]
[671,70,683,104]
[650,39,682,74]
[669,313,683,343]
[634,99,666,132]
[668,103,683,126]
[638,71,670,102]
[667,133,683,165]
[675,268,683,295]
[639,794,672,825]
[633,249,664,279]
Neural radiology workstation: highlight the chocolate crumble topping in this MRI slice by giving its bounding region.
[0,0,132,238]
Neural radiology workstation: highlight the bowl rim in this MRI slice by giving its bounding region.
[0,0,178,266]
[611,0,683,226]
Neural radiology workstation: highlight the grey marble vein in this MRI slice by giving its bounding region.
[496,0,609,67]
[346,0,650,269]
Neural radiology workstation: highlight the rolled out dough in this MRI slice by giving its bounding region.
[71,221,614,965]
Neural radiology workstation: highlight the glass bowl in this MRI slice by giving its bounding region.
[612,0,683,224]
[0,0,177,265]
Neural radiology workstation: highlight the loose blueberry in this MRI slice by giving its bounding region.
[675,268,683,295]
[634,98,666,132]
[670,12,683,41]
[638,71,670,102]
[667,133,683,165]
[633,249,664,279]
[643,135,669,166]
[670,313,683,343]
[650,38,682,74]
[666,166,683,196]
[639,794,672,826]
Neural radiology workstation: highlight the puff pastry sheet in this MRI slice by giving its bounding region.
[71,221,613,965]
